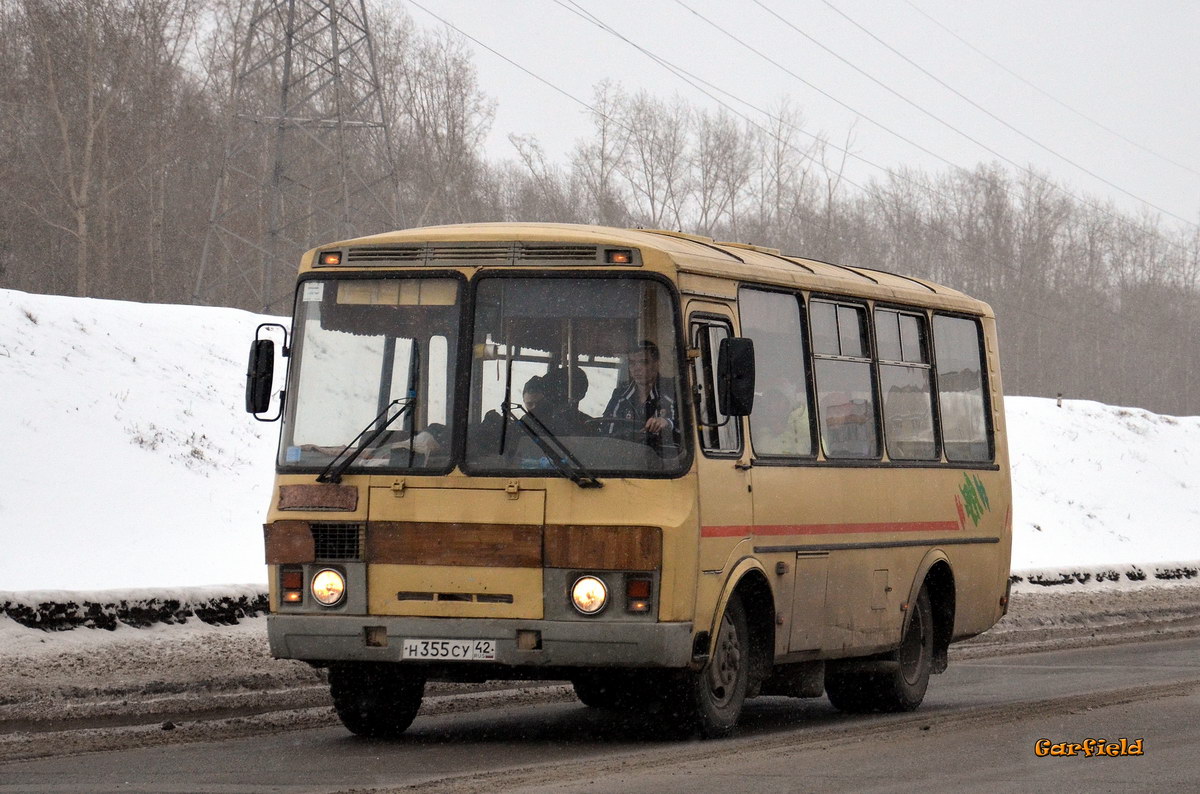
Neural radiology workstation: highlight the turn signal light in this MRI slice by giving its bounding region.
[281,567,303,604]
[626,577,652,612]
[626,578,651,599]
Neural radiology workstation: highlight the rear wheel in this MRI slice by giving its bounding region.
[329,663,425,738]
[826,586,933,713]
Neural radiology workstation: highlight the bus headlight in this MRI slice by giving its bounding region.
[311,568,346,607]
[571,575,608,615]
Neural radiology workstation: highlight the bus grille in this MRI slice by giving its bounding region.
[397,591,515,604]
[344,242,607,265]
[311,522,364,560]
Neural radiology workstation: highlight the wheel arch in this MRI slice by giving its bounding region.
[907,550,956,674]
[709,558,776,691]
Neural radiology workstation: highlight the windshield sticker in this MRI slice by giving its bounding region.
[302,282,324,302]
[285,446,302,462]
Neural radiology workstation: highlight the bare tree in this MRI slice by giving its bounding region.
[617,90,690,229]
[571,80,631,227]
[14,0,144,296]
[690,108,752,237]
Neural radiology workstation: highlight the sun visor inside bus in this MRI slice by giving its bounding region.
[316,279,459,336]
[488,279,644,319]
[483,279,650,356]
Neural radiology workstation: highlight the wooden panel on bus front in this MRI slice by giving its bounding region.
[368,486,546,526]
[544,525,661,570]
[368,565,543,619]
[368,522,542,567]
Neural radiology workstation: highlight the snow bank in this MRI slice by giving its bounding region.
[1007,397,1200,569]
[0,289,281,590]
[1,288,1198,595]
[0,585,268,631]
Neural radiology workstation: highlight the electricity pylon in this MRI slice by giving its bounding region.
[194,0,397,313]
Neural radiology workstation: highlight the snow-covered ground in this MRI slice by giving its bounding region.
[0,289,280,591]
[1,287,1197,594]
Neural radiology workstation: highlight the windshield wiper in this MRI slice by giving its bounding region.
[318,338,422,483]
[504,403,602,489]
[317,398,413,484]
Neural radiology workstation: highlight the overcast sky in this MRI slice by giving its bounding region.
[406,0,1200,232]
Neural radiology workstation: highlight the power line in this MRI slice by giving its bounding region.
[902,0,1200,181]
[820,0,1199,230]
[741,0,1198,230]
[555,1,1187,349]
[405,0,1186,350]
[403,0,640,143]
[672,0,1198,258]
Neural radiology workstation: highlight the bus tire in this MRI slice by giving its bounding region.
[826,586,933,713]
[571,673,634,708]
[674,592,749,737]
[329,663,425,738]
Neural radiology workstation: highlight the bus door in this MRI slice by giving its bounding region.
[736,287,831,654]
[687,305,753,577]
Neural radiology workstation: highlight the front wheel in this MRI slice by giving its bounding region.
[329,663,425,738]
[571,673,640,709]
[667,592,749,737]
[826,586,933,713]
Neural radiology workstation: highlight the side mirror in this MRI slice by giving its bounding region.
[717,337,755,416]
[245,339,275,414]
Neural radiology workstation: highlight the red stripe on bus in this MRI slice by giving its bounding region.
[701,521,961,538]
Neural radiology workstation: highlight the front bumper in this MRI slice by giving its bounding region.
[268,613,695,668]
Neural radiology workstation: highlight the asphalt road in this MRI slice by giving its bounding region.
[3,636,1197,793]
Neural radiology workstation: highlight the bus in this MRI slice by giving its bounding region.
[246,222,1011,738]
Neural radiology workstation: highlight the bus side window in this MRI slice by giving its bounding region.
[811,299,879,459]
[933,315,992,462]
[875,309,937,461]
[691,320,740,454]
[738,288,813,458]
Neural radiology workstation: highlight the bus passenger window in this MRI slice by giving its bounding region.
[875,309,936,460]
[811,300,878,459]
[933,315,991,462]
[738,288,812,457]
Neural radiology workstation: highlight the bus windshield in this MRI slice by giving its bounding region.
[279,277,461,472]
[465,276,688,477]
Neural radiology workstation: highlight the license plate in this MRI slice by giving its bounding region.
[400,638,497,661]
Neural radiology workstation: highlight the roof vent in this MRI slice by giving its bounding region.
[335,242,638,266]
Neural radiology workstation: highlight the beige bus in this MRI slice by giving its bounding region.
[246,222,1011,738]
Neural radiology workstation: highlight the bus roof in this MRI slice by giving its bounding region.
[309,222,991,316]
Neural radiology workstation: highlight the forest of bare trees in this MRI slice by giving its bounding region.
[1,0,1197,415]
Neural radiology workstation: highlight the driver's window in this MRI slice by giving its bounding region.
[691,319,740,455]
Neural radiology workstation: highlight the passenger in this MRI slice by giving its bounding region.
[520,375,547,416]
[469,375,545,457]
[753,388,811,456]
[601,340,677,447]
[540,365,591,435]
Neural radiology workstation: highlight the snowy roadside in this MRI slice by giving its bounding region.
[4,288,1199,593]
[3,583,1200,763]
[5,555,1198,633]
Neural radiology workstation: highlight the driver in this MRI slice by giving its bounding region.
[601,340,677,444]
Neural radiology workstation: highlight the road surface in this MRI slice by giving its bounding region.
[2,635,1196,792]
